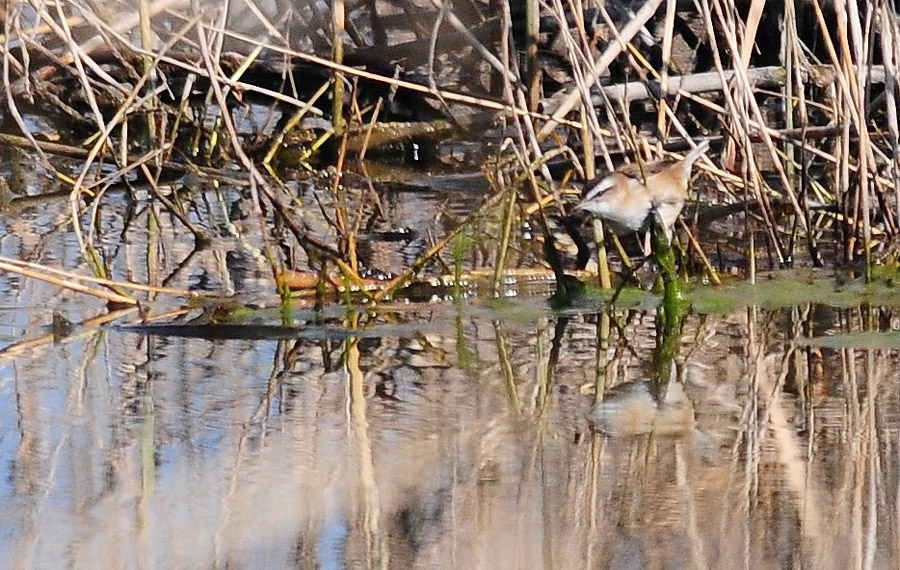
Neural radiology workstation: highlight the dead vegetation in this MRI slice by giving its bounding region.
[0,0,899,307]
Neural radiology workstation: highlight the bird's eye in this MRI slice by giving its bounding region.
[582,177,616,200]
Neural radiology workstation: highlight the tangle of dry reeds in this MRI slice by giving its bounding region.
[0,0,897,305]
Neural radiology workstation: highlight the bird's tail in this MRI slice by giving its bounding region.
[683,139,711,166]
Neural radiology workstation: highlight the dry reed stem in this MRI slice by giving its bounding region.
[1,9,58,175]
[200,26,580,127]
[845,1,876,272]
[524,0,540,111]
[879,3,900,229]
[537,0,665,140]
[0,255,203,297]
[66,22,193,272]
[702,0,786,269]
[678,219,721,285]
[37,3,126,93]
[329,88,359,273]
[738,0,765,66]
[655,0,677,147]
[717,0,807,232]
[331,0,345,136]
[553,0,614,146]
[0,258,136,305]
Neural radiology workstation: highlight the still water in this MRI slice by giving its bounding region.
[1,294,899,570]
[1,176,899,569]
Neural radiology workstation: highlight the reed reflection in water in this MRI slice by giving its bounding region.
[0,302,898,570]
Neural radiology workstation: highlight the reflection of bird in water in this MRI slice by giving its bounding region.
[574,140,710,241]
[588,381,694,437]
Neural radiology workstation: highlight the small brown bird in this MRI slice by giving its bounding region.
[574,140,710,241]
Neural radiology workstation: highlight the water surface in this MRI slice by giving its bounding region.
[1,175,898,570]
